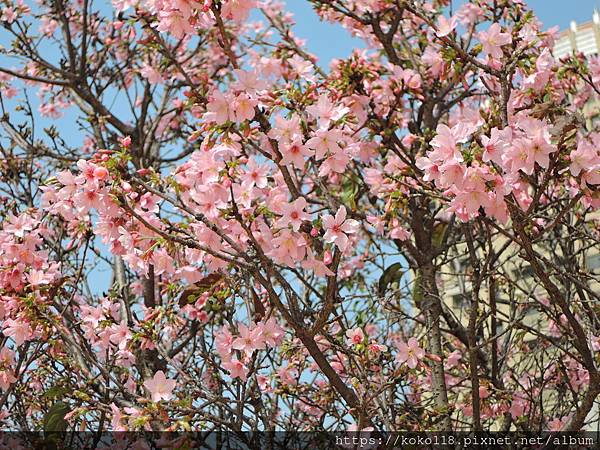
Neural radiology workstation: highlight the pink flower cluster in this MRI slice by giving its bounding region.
[215,318,285,381]
[417,113,600,222]
[126,0,258,39]
[0,213,62,350]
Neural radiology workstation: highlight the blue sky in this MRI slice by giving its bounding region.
[283,0,600,64]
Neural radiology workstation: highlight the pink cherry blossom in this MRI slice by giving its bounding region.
[345,328,365,347]
[280,140,313,167]
[231,323,265,356]
[396,338,425,369]
[140,64,164,84]
[306,129,344,160]
[108,322,132,350]
[222,358,248,381]
[268,115,302,143]
[0,370,17,390]
[242,157,269,189]
[109,403,127,432]
[3,319,32,346]
[221,0,256,22]
[322,206,360,252]
[1,7,17,23]
[306,94,349,127]
[276,197,311,231]
[206,90,233,124]
[268,229,306,266]
[301,248,334,277]
[155,9,195,39]
[436,15,458,37]
[233,93,256,123]
[368,341,388,355]
[478,23,511,59]
[144,371,176,402]
[570,138,600,176]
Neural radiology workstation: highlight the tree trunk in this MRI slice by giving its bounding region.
[420,264,452,430]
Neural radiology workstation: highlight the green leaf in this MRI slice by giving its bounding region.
[431,222,449,250]
[378,262,404,296]
[341,179,359,210]
[42,386,70,401]
[412,269,424,309]
[43,402,70,433]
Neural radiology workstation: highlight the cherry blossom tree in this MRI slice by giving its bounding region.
[1,0,600,436]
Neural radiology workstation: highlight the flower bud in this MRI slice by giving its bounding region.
[93,166,109,180]
[120,136,132,148]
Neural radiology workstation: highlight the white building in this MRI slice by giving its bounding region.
[554,11,600,58]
